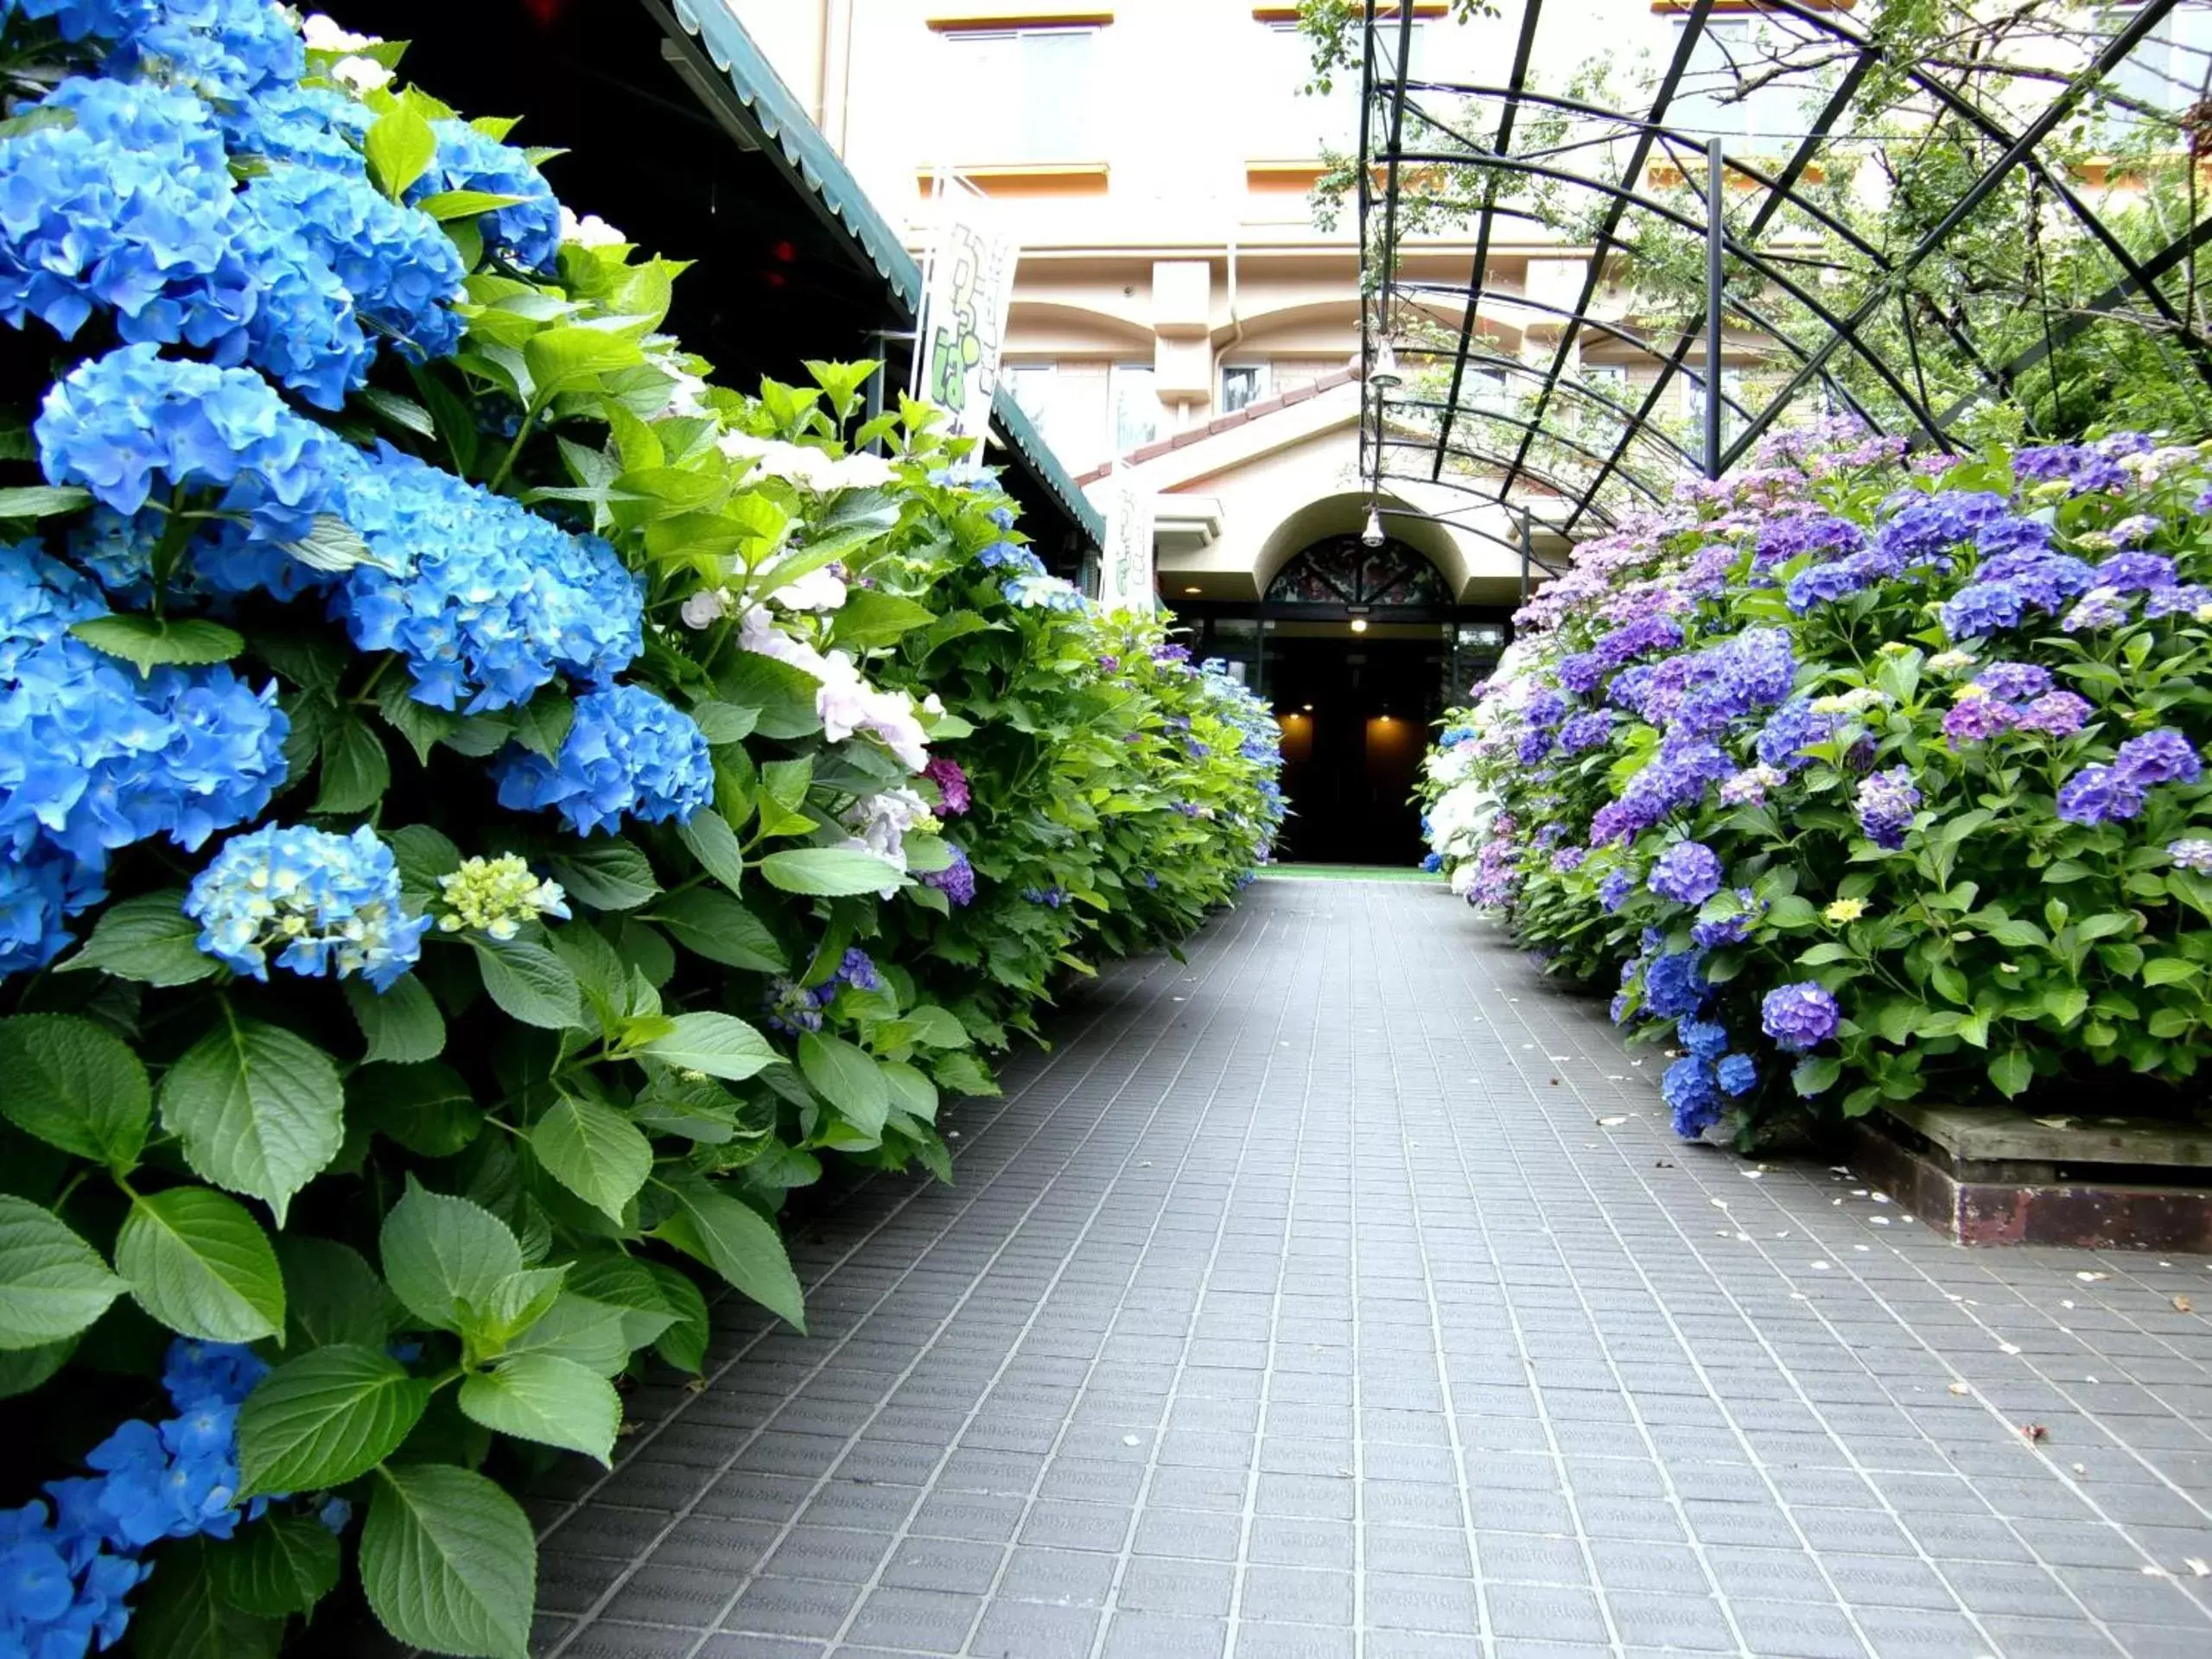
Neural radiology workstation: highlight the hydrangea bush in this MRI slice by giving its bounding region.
[1421,417,2212,1145]
[0,7,1281,1656]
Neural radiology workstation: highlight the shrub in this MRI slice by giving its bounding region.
[0,6,1281,1656]
[1422,418,2212,1143]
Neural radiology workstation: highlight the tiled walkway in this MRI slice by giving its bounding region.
[526,880,2212,1659]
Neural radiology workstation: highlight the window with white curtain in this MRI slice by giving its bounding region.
[938,27,1100,162]
[1222,363,1271,413]
[1007,362,1062,452]
[1110,364,1160,455]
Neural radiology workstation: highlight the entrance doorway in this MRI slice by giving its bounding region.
[1268,631,1443,864]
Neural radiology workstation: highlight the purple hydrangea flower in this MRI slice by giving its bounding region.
[1971,663,2053,703]
[2167,838,2212,873]
[1715,1053,1758,1096]
[1942,696,2018,745]
[1649,842,1724,906]
[2062,587,2133,632]
[2115,728,2203,787]
[1855,767,1922,849]
[1940,582,2026,640]
[1599,869,1635,912]
[2016,692,2091,736]
[1663,1057,1723,1139]
[2056,763,2144,825]
[1551,846,1586,874]
[2094,551,2177,593]
[1761,982,1840,1051]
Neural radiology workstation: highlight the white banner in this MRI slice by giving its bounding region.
[1096,469,1156,612]
[914,182,1017,440]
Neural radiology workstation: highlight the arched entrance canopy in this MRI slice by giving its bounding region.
[1265,534,1453,609]
[1357,0,2212,538]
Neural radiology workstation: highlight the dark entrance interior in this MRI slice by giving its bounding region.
[1267,632,1445,865]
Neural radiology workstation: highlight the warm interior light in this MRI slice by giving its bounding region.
[1182,585,1202,594]
[1350,618,1369,633]
[1301,703,1314,712]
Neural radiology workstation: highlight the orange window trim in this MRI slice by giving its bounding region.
[1252,3,1444,20]
[926,10,1114,32]
[915,162,1110,197]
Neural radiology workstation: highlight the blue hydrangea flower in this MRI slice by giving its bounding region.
[1662,1056,1722,1138]
[1649,841,1723,906]
[1970,662,2053,704]
[2115,728,2202,787]
[229,181,374,410]
[1716,1053,1758,1096]
[0,75,251,347]
[1677,1017,1729,1061]
[185,823,429,991]
[1939,581,2026,641]
[976,540,1046,575]
[1754,696,1835,772]
[2056,762,2143,825]
[217,82,372,175]
[0,541,288,973]
[493,684,713,836]
[1643,950,1709,1020]
[1587,739,1732,845]
[1755,512,1862,568]
[407,120,560,271]
[332,444,643,711]
[108,0,307,102]
[2094,551,2177,593]
[1854,766,1922,849]
[764,976,824,1035]
[3,0,155,42]
[1002,573,1086,612]
[36,343,339,542]
[1976,550,2096,611]
[2013,443,2127,495]
[242,162,467,367]
[1761,982,1840,1051]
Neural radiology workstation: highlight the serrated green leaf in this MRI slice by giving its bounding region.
[640,1012,776,1080]
[278,1236,395,1351]
[365,104,437,200]
[208,1512,342,1618]
[1988,1049,2035,1098]
[239,1344,431,1497]
[56,890,216,985]
[458,1351,620,1462]
[132,1538,284,1659]
[158,1017,344,1227]
[531,1096,651,1222]
[0,1012,150,1170]
[346,975,448,1064]
[654,889,785,971]
[352,1060,482,1158]
[380,1179,523,1333]
[651,1178,804,1331]
[472,938,585,1031]
[759,847,905,897]
[281,514,379,574]
[798,1032,888,1139]
[0,1196,124,1351]
[416,188,530,220]
[115,1187,284,1344]
[675,807,746,894]
[547,836,657,910]
[314,716,391,814]
[70,615,242,676]
[361,1463,535,1659]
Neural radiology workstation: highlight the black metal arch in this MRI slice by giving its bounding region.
[1357,0,2212,542]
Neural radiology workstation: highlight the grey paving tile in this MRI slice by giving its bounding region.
[527,887,2212,1659]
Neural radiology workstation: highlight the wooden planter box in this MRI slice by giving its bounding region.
[1844,1102,2212,1251]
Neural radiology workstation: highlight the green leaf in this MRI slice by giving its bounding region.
[640,1012,777,1081]
[0,1336,74,1399]
[158,1018,344,1226]
[531,1096,652,1222]
[346,975,448,1064]
[559,1255,681,1351]
[548,836,658,910]
[379,1179,522,1333]
[509,688,575,760]
[361,1463,536,1659]
[208,1513,342,1618]
[472,938,585,1031]
[388,824,462,901]
[690,701,759,746]
[238,1344,431,1497]
[799,1032,889,1139]
[365,103,437,200]
[499,1289,632,1375]
[524,325,646,400]
[1988,1049,2035,1098]
[0,1012,150,1170]
[374,679,461,775]
[352,1060,483,1158]
[1790,1056,1841,1097]
[830,588,938,651]
[69,614,242,676]
[676,807,747,895]
[642,1259,708,1371]
[760,847,906,897]
[931,1051,1001,1097]
[0,1195,124,1351]
[56,891,216,985]
[357,387,437,442]
[278,1236,395,1350]
[655,889,785,971]
[2144,957,2199,987]
[652,1179,804,1331]
[416,188,531,220]
[457,1351,620,1462]
[115,1187,284,1344]
[133,1539,283,1659]
[880,1059,939,1123]
[314,716,391,814]
[903,1005,970,1048]
[0,483,92,519]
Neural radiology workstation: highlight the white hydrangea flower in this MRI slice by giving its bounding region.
[771,566,848,613]
[558,206,627,249]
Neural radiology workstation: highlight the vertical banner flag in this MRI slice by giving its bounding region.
[915,179,1018,439]
[1096,467,1156,611]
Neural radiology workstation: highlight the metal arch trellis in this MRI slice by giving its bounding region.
[1356,0,2212,545]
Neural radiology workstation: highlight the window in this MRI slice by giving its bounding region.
[1672,18,1804,148]
[1110,364,1160,454]
[1222,363,1270,412]
[1471,369,1510,411]
[1250,20,1421,156]
[1580,363,1627,404]
[940,27,1100,162]
[1007,362,1063,452]
[2107,3,2212,126]
[1684,367,1747,446]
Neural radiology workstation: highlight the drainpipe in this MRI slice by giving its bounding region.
[1212,234,1243,408]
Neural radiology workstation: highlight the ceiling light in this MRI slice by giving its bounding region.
[1301,703,1313,712]
[1182,585,1202,594]
[1350,618,1369,633]
[1361,507,1384,548]
[1368,341,1403,389]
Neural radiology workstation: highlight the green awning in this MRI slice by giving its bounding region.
[656,0,1105,546]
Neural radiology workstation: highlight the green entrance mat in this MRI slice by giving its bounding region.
[1255,863,1441,882]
